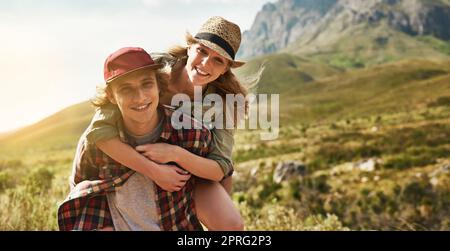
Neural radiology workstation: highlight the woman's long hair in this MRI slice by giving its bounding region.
[167,33,265,126]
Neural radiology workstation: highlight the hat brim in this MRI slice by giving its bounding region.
[106,63,164,84]
[187,33,245,68]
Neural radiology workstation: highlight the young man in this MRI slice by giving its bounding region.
[57,47,211,231]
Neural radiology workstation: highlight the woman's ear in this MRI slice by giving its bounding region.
[222,64,231,75]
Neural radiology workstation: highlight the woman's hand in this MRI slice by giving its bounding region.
[136,143,179,164]
[151,163,191,192]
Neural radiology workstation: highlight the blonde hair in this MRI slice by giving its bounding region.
[91,67,170,108]
[169,33,249,95]
[167,34,254,122]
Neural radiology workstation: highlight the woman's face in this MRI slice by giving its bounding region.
[185,43,229,87]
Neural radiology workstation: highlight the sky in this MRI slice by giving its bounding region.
[0,0,273,133]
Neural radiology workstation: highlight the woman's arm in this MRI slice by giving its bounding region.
[96,137,191,192]
[136,143,225,182]
[220,176,233,195]
[174,146,225,181]
[135,128,235,183]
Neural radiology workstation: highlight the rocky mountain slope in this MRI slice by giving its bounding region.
[238,0,450,59]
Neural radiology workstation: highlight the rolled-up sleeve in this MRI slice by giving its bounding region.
[207,128,235,179]
[85,103,121,143]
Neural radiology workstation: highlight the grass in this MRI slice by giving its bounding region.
[234,52,341,94]
[233,104,450,230]
[278,58,450,125]
[418,36,450,55]
[0,150,73,230]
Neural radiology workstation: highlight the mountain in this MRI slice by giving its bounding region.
[238,0,450,61]
[237,0,337,58]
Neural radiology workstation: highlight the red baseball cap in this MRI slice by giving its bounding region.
[104,47,163,84]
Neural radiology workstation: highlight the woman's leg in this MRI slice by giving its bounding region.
[194,178,244,231]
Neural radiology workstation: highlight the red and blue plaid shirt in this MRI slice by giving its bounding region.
[57,107,211,231]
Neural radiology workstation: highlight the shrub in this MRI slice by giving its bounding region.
[24,167,54,194]
[432,96,450,107]
[402,179,435,205]
[234,143,302,163]
[238,202,349,231]
[384,154,436,170]
[0,172,13,192]
[0,159,23,171]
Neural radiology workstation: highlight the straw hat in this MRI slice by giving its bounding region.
[189,16,245,68]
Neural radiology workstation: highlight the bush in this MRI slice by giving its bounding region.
[0,172,13,192]
[402,179,435,205]
[432,96,450,107]
[310,143,381,170]
[384,154,436,170]
[24,167,54,194]
[303,214,350,231]
[0,186,59,230]
[238,202,349,231]
[234,143,302,163]
[0,159,23,171]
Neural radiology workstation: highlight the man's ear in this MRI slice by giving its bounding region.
[106,87,117,105]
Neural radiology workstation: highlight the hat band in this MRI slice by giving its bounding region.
[195,32,235,60]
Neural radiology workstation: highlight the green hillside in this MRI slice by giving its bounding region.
[287,22,450,69]
[234,53,341,94]
[0,101,94,155]
[279,58,450,124]
[233,54,450,126]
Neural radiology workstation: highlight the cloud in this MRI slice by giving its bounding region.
[142,0,162,7]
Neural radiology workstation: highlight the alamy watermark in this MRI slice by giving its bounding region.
[170,87,279,140]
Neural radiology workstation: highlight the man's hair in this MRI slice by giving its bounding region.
[92,66,170,108]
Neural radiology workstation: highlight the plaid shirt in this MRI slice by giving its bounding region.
[57,107,211,231]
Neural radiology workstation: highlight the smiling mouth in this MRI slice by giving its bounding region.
[195,67,210,77]
[131,102,151,112]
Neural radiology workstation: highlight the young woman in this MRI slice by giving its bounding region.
[89,16,256,230]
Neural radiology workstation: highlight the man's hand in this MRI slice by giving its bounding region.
[151,163,191,192]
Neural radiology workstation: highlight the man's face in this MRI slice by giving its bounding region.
[108,69,160,127]
[186,43,229,87]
